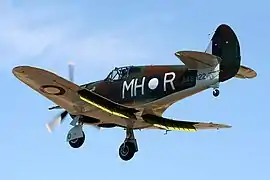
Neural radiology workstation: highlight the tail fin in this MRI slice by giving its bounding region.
[206,24,242,82]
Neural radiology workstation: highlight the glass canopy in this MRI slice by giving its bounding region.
[105,66,130,81]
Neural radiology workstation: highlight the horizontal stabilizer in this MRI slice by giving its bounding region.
[175,51,222,69]
[142,114,231,132]
[235,65,257,79]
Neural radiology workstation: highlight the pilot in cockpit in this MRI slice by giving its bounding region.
[120,68,128,79]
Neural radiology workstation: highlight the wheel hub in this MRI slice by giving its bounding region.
[70,138,78,144]
[120,145,129,156]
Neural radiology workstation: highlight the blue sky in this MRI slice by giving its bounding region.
[1,0,269,179]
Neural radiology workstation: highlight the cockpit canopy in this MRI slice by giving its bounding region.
[105,66,130,81]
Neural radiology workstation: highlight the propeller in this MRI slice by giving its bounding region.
[45,62,101,133]
[46,110,68,133]
[68,61,74,82]
[45,61,75,133]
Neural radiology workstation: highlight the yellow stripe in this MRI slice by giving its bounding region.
[79,96,129,119]
[153,124,197,132]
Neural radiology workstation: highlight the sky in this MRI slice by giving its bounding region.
[1,0,269,179]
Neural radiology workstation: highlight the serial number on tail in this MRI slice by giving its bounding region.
[196,71,218,81]
[196,73,208,80]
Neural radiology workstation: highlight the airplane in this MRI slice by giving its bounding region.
[12,24,257,161]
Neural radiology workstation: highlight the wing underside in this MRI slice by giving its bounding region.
[12,66,138,120]
[77,88,139,119]
[13,66,232,132]
[142,114,231,132]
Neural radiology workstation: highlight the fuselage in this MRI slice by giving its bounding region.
[80,64,219,109]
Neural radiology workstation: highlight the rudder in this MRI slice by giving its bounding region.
[206,24,241,82]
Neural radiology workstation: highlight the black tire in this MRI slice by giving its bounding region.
[213,89,220,97]
[119,142,136,161]
[69,131,85,148]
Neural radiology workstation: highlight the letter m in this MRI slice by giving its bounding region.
[122,79,134,99]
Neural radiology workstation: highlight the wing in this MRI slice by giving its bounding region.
[12,66,138,119]
[175,51,222,69]
[235,65,257,79]
[77,88,139,119]
[13,66,85,114]
[142,114,231,132]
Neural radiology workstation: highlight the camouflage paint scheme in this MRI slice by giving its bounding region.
[81,65,196,106]
[11,23,258,162]
[12,24,256,131]
[78,23,242,116]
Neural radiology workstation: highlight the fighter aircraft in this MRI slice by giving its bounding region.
[12,24,256,161]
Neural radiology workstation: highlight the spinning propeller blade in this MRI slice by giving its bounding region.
[46,110,68,133]
[68,61,74,82]
[48,105,62,110]
[48,62,74,112]
[45,62,74,133]
[46,61,101,132]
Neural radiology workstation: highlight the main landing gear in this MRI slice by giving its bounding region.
[66,119,86,149]
[119,128,138,161]
[68,129,85,148]
[66,117,138,161]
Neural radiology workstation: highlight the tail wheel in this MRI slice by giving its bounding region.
[69,131,85,148]
[213,89,220,97]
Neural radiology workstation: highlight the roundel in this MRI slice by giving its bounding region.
[40,85,65,95]
[148,78,159,90]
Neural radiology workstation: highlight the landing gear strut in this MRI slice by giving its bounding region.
[119,128,138,161]
[66,117,85,149]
